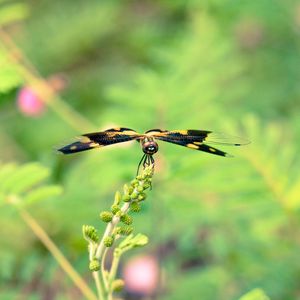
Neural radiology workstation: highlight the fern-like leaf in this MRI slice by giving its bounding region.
[0,162,62,206]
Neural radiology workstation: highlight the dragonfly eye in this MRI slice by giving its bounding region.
[142,141,158,155]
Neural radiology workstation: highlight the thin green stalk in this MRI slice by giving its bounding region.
[108,251,121,289]
[19,208,98,300]
[95,203,130,259]
[92,271,105,300]
[101,247,110,290]
[0,28,95,133]
[93,203,130,299]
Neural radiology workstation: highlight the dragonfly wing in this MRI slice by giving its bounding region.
[146,129,248,157]
[58,127,140,154]
[202,132,250,146]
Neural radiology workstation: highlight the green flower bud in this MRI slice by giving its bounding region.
[89,259,100,271]
[123,184,129,194]
[130,191,138,200]
[114,191,122,205]
[128,186,134,194]
[136,175,143,180]
[112,279,125,292]
[115,211,122,218]
[120,214,133,225]
[122,194,131,202]
[82,225,99,243]
[138,193,146,201]
[145,176,152,182]
[130,202,141,212]
[143,182,151,190]
[104,236,114,247]
[120,226,133,235]
[136,185,144,192]
[100,211,113,223]
[130,179,139,187]
[111,204,120,215]
[114,226,122,235]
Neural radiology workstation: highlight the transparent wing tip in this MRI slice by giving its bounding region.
[206,132,250,146]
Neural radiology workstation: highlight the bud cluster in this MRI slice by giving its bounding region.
[112,279,125,292]
[82,225,99,243]
[99,211,113,223]
[122,166,153,205]
[89,259,100,271]
[97,166,153,248]
[104,236,114,247]
[84,165,154,278]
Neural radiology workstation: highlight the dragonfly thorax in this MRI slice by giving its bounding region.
[142,139,158,155]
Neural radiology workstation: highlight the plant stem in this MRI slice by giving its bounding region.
[92,202,130,299]
[108,251,121,289]
[101,247,109,289]
[92,271,105,300]
[18,208,98,300]
[95,202,130,259]
[90,165,154,299]
[0,28,95,133]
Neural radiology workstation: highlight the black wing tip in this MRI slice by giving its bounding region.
[56,148,65,155]
[56,141,98,154]
[57,146,74,155]
[234,140,251,146]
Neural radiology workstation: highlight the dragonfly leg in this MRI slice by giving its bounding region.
[136,154,146,176]
[137,154,155,180]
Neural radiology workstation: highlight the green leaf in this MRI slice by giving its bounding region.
[0,162,49,194]
[0,47,23,93]
[0,163,17,183]
[0,162,63,206]
[117,233,148,252]
[23,185,63,205]
[239,289,270,300]
[130,233,149,247]
[0,2,29,26]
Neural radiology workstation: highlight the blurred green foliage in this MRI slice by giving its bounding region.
[239,289,270,300]
[0,162,62,205]
[1,0,300,299]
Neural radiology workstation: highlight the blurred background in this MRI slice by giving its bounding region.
[1,0,300,299]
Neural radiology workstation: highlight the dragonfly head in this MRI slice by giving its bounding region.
[142,138,158,155]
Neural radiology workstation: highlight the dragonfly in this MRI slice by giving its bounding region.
[58,127,248,173]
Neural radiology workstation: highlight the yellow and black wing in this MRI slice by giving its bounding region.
[145,129,249,157]
[58,128,140,154]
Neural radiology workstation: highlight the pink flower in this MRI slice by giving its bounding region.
[123,255,159,295]
[17,87,46,117]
